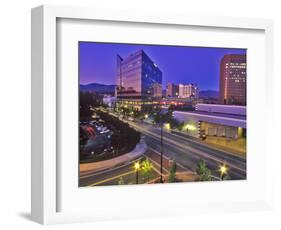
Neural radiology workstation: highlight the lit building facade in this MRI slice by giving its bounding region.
[116,50,162,110]
[153,83,163,98]
[173,104,246,140]
[178,84,199,99]
[166,83,179,98]
[219,54,247,105]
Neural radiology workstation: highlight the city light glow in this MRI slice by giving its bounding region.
[134,162,140,171]
[164,123,171,130]
[219,163,228,178]
[184,124,196,131]
[79,42,247,187]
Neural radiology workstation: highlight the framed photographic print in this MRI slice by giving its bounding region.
[31,5,274,224]
[78,42,247,187]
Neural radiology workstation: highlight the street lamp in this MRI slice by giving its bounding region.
[160,120,163,183]
[184,124,196,131]
[219,163,228,180]
[134,162,140,184]
[164,123,171,130]
[144,114,148,119]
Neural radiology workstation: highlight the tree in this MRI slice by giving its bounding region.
[154,110,170,125]
[79,127,88,146]
[177,121,185,131]
[152,109,179,129]
[141,158,153,182]
[79,91,103,119]
[118,177,125,185]
[97,110,140,155]
[196,159,212,181]
[168,160,177,182]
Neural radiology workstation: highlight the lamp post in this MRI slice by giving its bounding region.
[134,162,140,184]
[159,110,167,183]
[160,120,163,183]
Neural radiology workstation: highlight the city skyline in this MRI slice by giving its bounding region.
[79,42,246,91]
[79,42,247,187]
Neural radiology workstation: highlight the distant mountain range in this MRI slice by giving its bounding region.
[199,90,219,99]
[80,83,116,93]
[80,83,219,99]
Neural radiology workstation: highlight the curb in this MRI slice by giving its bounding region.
[80,139,147,174]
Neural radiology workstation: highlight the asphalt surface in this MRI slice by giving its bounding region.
[128,121,246,180]
[80,160,160,186]
[79,118,247,186]
[80,162,136,186]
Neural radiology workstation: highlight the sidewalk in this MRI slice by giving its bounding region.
[203,136,246,156]
[171,129,246,158]
[80,138,147,174]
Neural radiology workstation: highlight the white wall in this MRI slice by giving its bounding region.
[196,104,247,115]
[0,0,280,229]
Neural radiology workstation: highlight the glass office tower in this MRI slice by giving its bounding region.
[116,50,162,110]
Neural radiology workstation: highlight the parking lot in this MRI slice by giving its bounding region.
[80,113,114,160]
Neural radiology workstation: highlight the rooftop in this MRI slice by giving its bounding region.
[174,110,246,121]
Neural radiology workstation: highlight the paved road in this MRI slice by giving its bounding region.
[80,159,162,186]
[79,117,246,186]
[128,121,246,180]
[80,162,136,186]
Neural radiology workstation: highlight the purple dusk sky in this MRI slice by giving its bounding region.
[79,42,246,91]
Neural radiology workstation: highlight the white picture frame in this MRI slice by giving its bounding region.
[31,5,274,225]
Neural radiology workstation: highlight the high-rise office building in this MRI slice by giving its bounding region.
[116,50,162,110]
[219,54,246,105]
[178,84,199,99]
[166,83,179,98]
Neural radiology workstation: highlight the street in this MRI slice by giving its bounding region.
[80,116,246,186]
[128,120,246,180]
[80,159,163,186]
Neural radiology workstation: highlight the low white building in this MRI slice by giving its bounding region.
[173,104,246,139]
[103,95,116,107]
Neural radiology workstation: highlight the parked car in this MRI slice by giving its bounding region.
[128,117,135,121]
